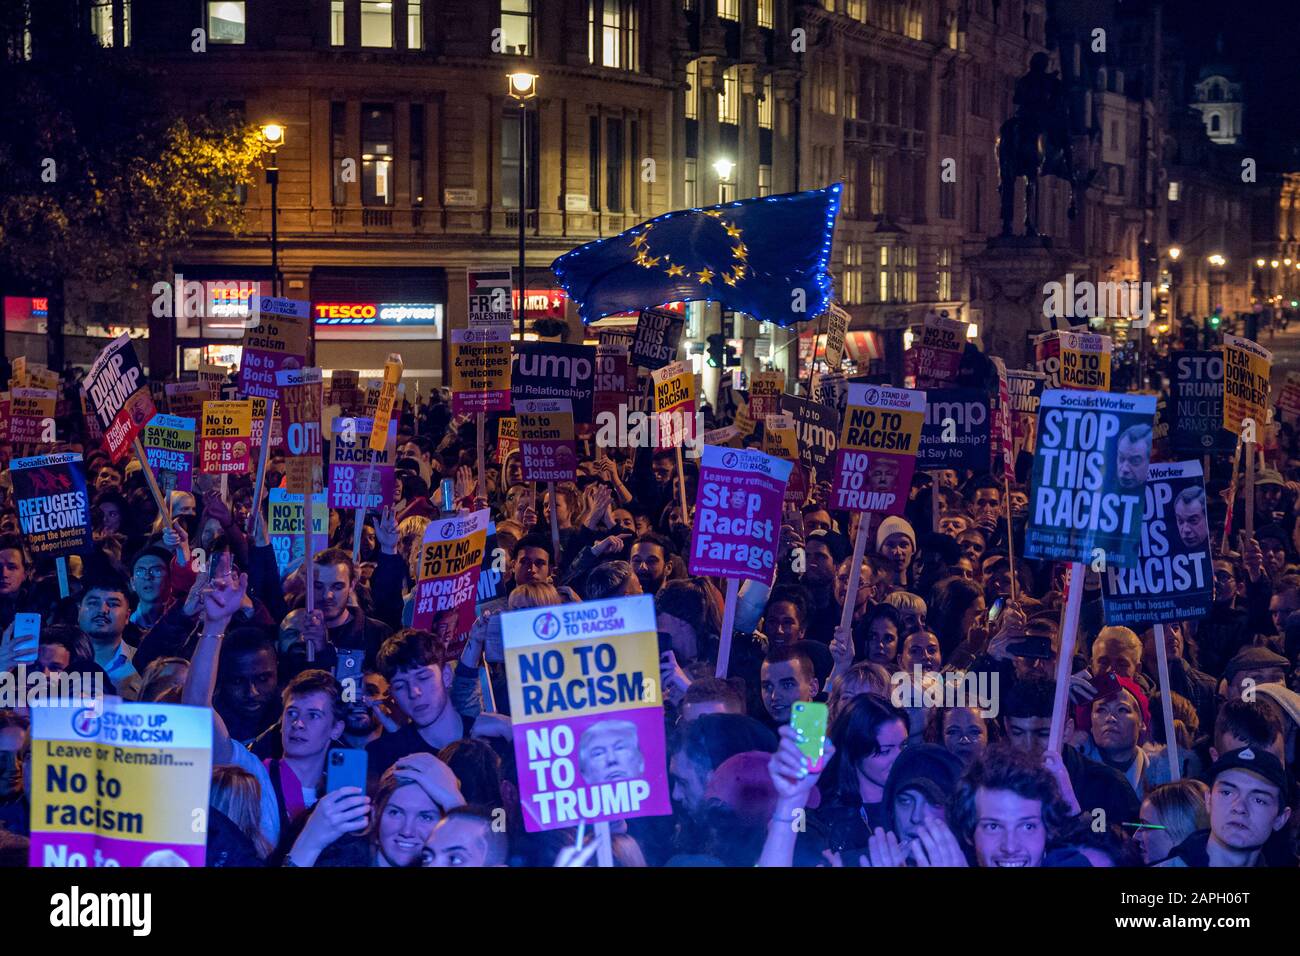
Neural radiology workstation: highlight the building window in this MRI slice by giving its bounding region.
[844,65,858,120]
[331,102,348,206]
[408,0,423,49]
[606,118,625,213]
[717,0,739,20]
[685,158,697,208]
[685,60,699,120]
[361,105,395,206]
[360,0,393,47]
[904,1,923,39]
[896,245,917,302]
[937,247,952,300]
[758,74,773,128]
[501,0,534,55]
[589,116,601,210]
[878,246,889,303]
[814,59,836,114]
[843,160,857,217]
[718,178,735,204]
[410,104,425,205]
[331,0,345,45]
[1168,180,1180,201]
[939,179,956,219]
[207,1,246,44]
[940,79,956,134]
[629,120,641,212]
[758,164,771,197]
[846,0,867,21]
[91,1,113,46]
[844,243,867,305]
[870,155,885,215]
[590,0,639,71]
[503,107,539,209]
[758,0,774,28]
[719,66,739,125]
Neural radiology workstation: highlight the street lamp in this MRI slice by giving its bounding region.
[1168,246,1181,261]
[713,158,735,202]
[1256,258,1267,268]
[508,72,538,339]
[260,123,285,296]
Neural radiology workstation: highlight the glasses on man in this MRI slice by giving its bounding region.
[134,565,167,579]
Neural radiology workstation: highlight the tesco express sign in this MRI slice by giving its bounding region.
[314,302,444,329]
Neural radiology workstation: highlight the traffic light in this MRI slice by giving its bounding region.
[706,333,725,368]
[1208,314,1221,328]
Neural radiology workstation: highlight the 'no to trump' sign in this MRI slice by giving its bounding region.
[830,384,925,515]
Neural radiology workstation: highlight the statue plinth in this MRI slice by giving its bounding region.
[966,242,1088,369]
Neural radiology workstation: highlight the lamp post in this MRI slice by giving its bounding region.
[261,123,285,296]
[508,72,538,339]
[713,157,734,202]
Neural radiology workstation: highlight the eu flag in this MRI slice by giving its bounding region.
[551,184,842,328]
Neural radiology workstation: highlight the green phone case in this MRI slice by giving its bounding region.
[791,701,828,772]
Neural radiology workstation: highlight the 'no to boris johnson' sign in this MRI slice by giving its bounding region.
[502,595,670,832]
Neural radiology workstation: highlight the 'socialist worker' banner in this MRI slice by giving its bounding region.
[238,297,310,400]
[329,417,397,511]
[652,360,697,450]
[1222,333,1272,435]
[410,510,490,658]
[12,454,92,559]
[450,326,512,414]
[502,594,670,832]
[142,415,196,494]
[1058,330,1112,391]
[689,445,793,584]
[1024,389,1157,567]
[831,384,925,515]
[200,400,253,474]
[516,399,578,482]
[1100,460,1212,627]
[85,333,156,462]
[29,700,213,867]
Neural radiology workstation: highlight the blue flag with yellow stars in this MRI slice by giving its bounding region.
[551,183,842,328]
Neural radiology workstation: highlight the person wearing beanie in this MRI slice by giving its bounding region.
[1076,671,1173,800]
[1158,747,1293,867]
[881,743,964,848]
[875,515,916,588]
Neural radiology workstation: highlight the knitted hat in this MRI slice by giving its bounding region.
[876,515,916,553]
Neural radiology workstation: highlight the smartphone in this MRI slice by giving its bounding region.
[657,630,675,657]
[325,748,368,794]
[334,649,365,698]
[13,613,40,642]
[790,701,829,773]
[440,478,456,513]
[987,598,1005,625]
[1006,636,1054,660]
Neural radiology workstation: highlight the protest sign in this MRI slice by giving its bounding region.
[989,358,1015,482]
[11,454,92,559]
[0,393,9,442]
[10,387,56,444]
[142,415,196,494]
[690,446,792,583]
[517,399,578,482]
[1058,331,1112,391]
[370,354,404,453]
[631,307,685,370]
[823,303,850,369]
[328,370,363,415]
[84,334,155,461]
[830,385,925,515]
[268,489,329,574]
[917,388,990,471]
[748,371,785,420]
[198,364,227,393]
[651,361,697,450]
[594,338,633,421]
[703,425,743,448]
[1007,369,1047,461]
[29,700,213,867]
[276,368,324,458]
[238,297,310,399]
[1024,389,1157,567]
[199,400,253,474]
[1100,461,1212,627]
[774,392,837,476]
[908,314,966,388]
[502,594,670,832]
[763,413,799,461]
[1222,334,1272,435]
[27,366,60,392]
[409,510,490,657]
[249,396,284,450]
[1034,331,1062,389]
[496,416,519,465]
[165,381,216,420]
[511,342,597,423]
[329,417,396,510]
[451,326,513,415]
[812,370,848,420]
[1278,371,1300,423]
[467,267,514,328]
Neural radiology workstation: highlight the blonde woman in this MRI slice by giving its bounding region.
[211,765,275,861]
[1136,779,1210,865]
[508,582,562,609]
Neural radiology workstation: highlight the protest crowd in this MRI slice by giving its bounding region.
[1,213,1299,873]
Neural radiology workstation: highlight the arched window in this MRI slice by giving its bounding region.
[1209,113,1221,133]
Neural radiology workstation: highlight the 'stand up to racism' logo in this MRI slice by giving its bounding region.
[532,611,562,641]
[722,451,739,469]
[863,387,881,405]
[440,522,457,539]
[72,706,102,738]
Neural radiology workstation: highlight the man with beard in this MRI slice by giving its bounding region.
[312,549,393,666]
[215,628,281,746]
[1158,748,1293,867]
[630,532,674,596]
[1115,424,1152,491]
[340,670,393,749]
[949,745,1073,868]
